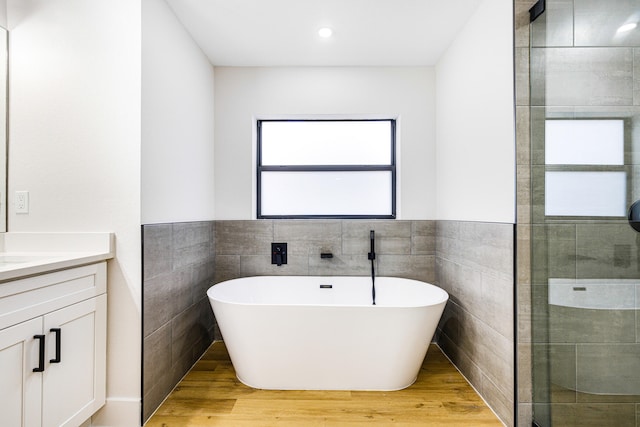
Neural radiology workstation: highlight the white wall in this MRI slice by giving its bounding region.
[142,0,215,224]
[214,66,436,219]
[0,0,6,28]
[8,0,142,425]
[435,0,515,223]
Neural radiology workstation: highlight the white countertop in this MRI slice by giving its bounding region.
[0,232,114,282]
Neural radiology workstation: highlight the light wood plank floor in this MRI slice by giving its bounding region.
[146,342,504,426]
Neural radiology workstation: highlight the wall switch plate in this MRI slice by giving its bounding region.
[15,191,29,214]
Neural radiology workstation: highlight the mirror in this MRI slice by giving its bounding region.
[0,0,7,232]
[0,26,6,232]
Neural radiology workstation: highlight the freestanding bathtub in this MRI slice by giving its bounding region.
[207,276,449,391]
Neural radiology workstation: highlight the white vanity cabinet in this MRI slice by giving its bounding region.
[0,262,107,427]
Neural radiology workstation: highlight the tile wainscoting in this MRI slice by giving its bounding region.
[141,219,515,426]
[435,221,516,426]
[214,220,436,283]
[142,221,217,423]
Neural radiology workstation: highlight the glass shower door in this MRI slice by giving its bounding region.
[530,1,640,426]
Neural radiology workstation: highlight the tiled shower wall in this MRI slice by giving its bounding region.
[435,221,516,426]
[142,221,216,423]
[527,0,640,425]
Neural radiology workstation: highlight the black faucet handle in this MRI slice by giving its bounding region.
[368,230,375,260]
[271,243,287,266]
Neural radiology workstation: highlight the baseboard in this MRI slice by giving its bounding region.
[89,397,141,426]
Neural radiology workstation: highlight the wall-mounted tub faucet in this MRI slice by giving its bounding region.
[368,230,376,305]
[271,243,287,266]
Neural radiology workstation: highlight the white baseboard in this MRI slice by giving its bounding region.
[90,397,141,427]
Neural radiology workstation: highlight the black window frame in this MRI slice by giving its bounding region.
[256,118,397,219]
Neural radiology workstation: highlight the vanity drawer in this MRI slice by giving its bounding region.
[0,262,106,330]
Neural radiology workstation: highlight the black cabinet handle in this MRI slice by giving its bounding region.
[33,335,45,372]
[49,328,61,363]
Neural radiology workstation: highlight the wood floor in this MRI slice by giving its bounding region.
[146,342,504,426]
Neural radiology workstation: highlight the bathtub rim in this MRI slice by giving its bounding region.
[207,275,449,309]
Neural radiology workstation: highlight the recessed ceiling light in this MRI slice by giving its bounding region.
[318,27,333,38]
[617,22,637,33]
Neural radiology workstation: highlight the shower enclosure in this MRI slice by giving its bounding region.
[530,0,640,425]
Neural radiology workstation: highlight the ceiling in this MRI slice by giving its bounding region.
[164,0,484,67]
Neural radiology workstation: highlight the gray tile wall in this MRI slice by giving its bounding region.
[530,222,640,427]
[142,221,216,423]
[435,220,516,427]
[140,218,516,425]
[514,1,537,425]
[525,0,640,425]
[215,219,516,425]
[530,47,634,107]
[214,219,435,284]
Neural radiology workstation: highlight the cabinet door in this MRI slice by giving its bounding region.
[0,317,43,427]
[41,295,106,427]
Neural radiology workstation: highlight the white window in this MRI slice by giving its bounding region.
[544,119,626,217]
[257,119,396,218]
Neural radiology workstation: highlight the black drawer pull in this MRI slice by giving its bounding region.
[50,328,61,363]
[33,335,45,372]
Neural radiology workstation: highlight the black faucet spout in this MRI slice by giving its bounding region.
[368,230,376,260]
[369,230,376,305]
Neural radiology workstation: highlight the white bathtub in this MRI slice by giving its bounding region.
[207,275,448,391]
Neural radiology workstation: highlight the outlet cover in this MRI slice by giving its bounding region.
[15,191,29,214]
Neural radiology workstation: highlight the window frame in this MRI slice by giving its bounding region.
[256,118,397,219]
[542,117,630,220]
